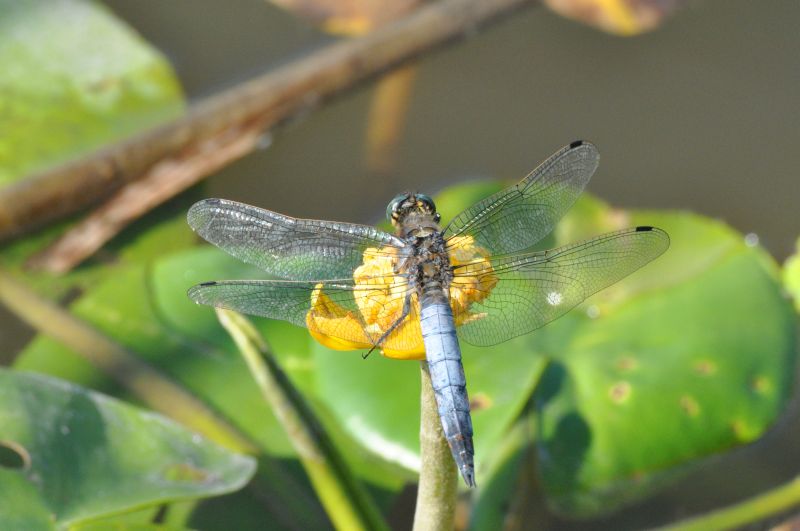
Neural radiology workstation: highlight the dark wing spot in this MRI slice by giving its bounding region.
[569,140,584,148]
[635,226,654,232]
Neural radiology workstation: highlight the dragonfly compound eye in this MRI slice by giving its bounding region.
[416,194,436,214]
[387,193,411,222]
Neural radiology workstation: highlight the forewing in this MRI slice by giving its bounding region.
[443,141,599,256]
[188,198,406,280]
[188,277,420,351]
[452,226,670,346]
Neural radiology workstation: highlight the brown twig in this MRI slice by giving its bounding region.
[6,0,534,269]
[26,120,266,272]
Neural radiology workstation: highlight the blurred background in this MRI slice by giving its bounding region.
[105,0,800,259]
[1,1,799,529]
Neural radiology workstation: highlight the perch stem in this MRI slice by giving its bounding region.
[413,361,459,531]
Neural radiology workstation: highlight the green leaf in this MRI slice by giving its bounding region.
[313,336,547,482]
[0,369,255,529]
[534,211,797,517]
[783,237,800,313]
[15,243,404,513]
[0,0,184,185]
[15,174,794,523]
[16,259,297,458]
[70,506,167,530]
[468,415,538,531]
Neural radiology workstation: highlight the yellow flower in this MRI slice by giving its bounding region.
[307,235,497,360]
[446,236,498,326]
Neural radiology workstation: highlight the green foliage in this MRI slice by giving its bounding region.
[3,0,790,528]
[313,330,548,478]
[0,369,255,530]
[532,207,796,517]
[784,238,800,313]
[0,0,184,185]
[6,179,798,526]
[13,242,402,524]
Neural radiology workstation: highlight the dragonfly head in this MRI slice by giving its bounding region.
[387,192,440,228]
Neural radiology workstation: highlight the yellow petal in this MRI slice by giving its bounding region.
[306,284,373,351]
[308,326,372,351]
[382,345,426,360]
[378,308,425,359]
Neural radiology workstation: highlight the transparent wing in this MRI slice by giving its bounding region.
[188,198,406,281]
[188,277,423,353]
[451,226,669,347]
[443,141,599,256]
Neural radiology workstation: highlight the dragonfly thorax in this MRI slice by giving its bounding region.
[405,230,453,301]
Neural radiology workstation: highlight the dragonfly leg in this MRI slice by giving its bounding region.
[362,293,412,359]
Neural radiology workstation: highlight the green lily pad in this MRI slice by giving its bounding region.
[784,238,800,313]
[0,369,255,530]
[0,0,184,186]
[15,259,297,458]
[467,416,538,531]
[534,211,796,517]
[14,173,795,523]
[15,242,408,493]
[313,336,548,481]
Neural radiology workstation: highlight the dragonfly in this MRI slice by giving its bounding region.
[187,140,669,488]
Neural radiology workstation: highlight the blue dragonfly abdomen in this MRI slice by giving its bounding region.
[420,288,475,487]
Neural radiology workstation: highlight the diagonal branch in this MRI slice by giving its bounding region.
[216,308,389,531]
[0,0,534,252]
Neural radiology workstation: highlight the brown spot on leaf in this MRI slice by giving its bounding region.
[608,381,632,404]
[615,355,637,372]
[730,420,754,442]
[470,393,492,411]
[692,359,717,376]
[679,395,700,417]
[751,375,771,395]
[162,463,210,483]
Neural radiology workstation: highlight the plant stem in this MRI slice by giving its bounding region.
[413,361,458,531]
[657,475,800,531]
[216,309,388,531]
